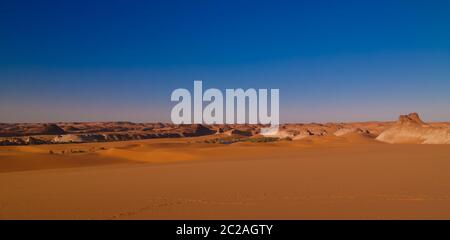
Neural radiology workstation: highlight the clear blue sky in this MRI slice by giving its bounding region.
[1,0,449,123]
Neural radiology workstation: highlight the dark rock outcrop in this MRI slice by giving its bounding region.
[41,124,66,135]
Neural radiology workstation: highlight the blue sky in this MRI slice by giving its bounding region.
[1,0,450,122]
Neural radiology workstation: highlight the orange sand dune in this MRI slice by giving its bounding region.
[1,136,450,219]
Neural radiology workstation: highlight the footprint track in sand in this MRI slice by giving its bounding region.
[107,198,252,219]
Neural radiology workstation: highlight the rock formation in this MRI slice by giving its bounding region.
[376,113,450,144]
[41,124,66,135]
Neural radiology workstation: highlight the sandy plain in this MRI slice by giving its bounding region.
[1,134,450,219]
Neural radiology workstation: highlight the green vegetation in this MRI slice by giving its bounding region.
[201,136,280,144]
[243,137,279,143]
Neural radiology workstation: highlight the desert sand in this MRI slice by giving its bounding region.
[1,113,450,219]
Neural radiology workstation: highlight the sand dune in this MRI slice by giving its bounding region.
[1,137,450,219]
[99,147,196,163]
[1,113,450,219]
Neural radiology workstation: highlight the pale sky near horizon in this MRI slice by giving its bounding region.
[1,0,450,123]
